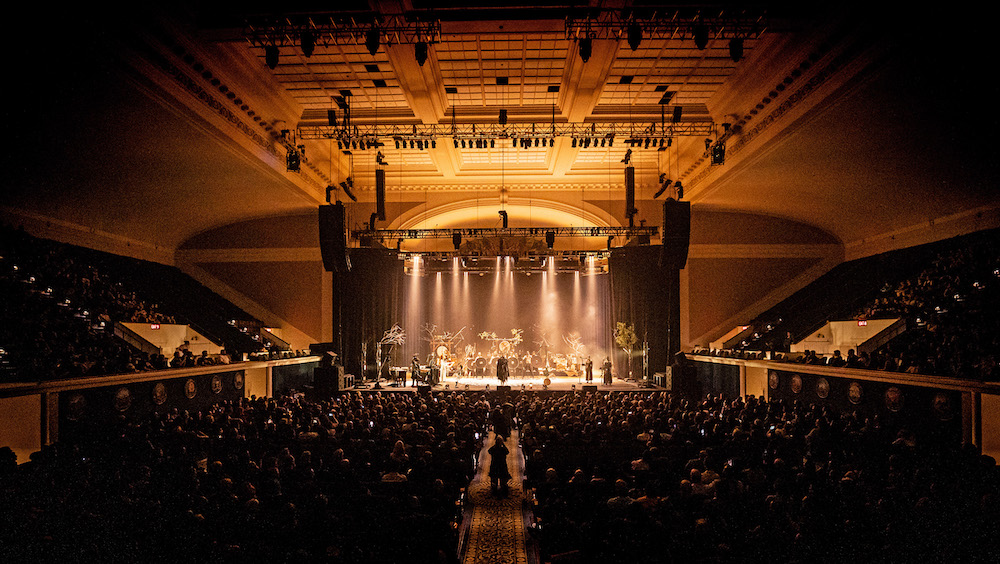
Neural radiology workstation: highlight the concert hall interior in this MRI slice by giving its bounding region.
[2,2,1000,563]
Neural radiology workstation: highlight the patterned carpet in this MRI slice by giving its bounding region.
[461,431,529,564]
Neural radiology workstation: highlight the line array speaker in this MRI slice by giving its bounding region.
[624,166,636,221]
[375,169,386,221]
[660,198,691,269]
[319,203,351,272]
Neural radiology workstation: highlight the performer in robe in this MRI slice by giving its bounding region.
[496,356,509,384]
[585,356,594,383]
[411,354,422,385]
[602,356,612,384]
[488,435,511,496]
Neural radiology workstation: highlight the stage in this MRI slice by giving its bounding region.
[353,372,659,392]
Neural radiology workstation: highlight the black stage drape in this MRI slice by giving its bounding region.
[333,247,404,379]
[609,245,679,379]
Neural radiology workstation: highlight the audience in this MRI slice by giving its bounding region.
[0,225,271,382]
[2,380,998,562]
[0,391,486,563]
[709,230,999,381]
[519,391,999,563]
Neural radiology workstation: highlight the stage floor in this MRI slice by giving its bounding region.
[355,373,658,392]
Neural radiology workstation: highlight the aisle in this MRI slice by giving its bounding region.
[461,430,529,564]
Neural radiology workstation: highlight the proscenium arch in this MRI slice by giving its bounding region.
[388,197,624,253]
[390,197,620,230]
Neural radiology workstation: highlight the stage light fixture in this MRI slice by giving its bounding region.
[674,181,684,199]
[366,26,380,55]
[579,37,592,62]
[627,22,642,51]
[711,142,726,165]
[337,140,343,150]
[534,138,539,148]
[729,37,744,62]
[265,44,279,69]
[417,140,424,150]
[339,180,358,202]
[395,139,400,150]
[414,41,428,66]
[572,138,577,148]
[546,230,555,249]
[301,31,315,57]
[286,150,300,171]
[644,138,651,149]
[454,139,459,148]
[411,140,416,149]
[461,139,466,149]
[490,139,495,148]
[431,139,436,149]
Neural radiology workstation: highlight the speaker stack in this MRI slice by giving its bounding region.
[319,203,351,272]
[313,365,352,396]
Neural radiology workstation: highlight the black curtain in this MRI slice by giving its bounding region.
[609,245,677,378]
[333,247,403,379]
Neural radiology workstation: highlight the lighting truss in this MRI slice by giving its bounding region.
[564,9,766,41]
[403,252,612,274]
[243,12,443,49]
[300,121,714,142]
[353,226,659,241]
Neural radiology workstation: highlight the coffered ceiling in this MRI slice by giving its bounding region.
[3,2,998,258]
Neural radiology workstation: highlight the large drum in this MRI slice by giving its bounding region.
[435,344,450,361]
[507,356,519,375]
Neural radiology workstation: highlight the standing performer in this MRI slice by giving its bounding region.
[585,356,594,383]
[411,354,422,385]
[602,357,613,384]
[496,356,509,384]
[488,435,511,496]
